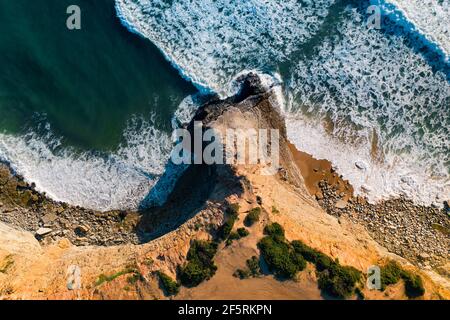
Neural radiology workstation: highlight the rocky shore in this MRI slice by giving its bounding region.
[0,164,140,246]
[0,73,448,299]
[316,179,449,272]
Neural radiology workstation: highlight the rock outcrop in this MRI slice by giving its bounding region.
[0,74,448,300]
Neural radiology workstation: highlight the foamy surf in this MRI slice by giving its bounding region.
[375,0,450,62]
[286,7,450,206]
[0,116,173,211]
[1,0,448,212]
[115,0,449,207]
[115,0,336,97]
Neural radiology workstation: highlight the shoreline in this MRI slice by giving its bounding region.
[0,139,447,273]
[0,75,448,299]
[288,142,449,274]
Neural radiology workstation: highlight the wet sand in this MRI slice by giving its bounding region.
[288,142,354,202]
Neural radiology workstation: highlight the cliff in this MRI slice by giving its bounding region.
[0,74,448,300]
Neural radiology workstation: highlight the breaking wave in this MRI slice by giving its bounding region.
[2,0,449,211]
[0,115,172,211]
[116,0,449,206]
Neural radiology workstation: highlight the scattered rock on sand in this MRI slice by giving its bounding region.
[41,213,57,225]
[335,200,348,209]
[36,228,52,236]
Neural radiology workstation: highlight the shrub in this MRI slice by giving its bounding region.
[233,256,262,280]
[292,240,361,299]
[179,240,218,287]
[257,224,306,279]
[233,269,251,279]
[380,261,403,290]
[292,240,333,272]
[403,273,425,299]
[379,261,425,298]
[317,263,362,299]
[259,224,363,298]
[218,217,236,240]
[258,235,297,279]
[292,241,320,263]
[237,228,250,238]
[246,256,262,277]
[244,208,261,227]
[218,204,240,240]
[157,271,180,296]
[228,232,241,240]
[226,228,249,246]
[227,203,240,218]
[127,273,143,285]
[95,266,139,287]
[264,223,285,237]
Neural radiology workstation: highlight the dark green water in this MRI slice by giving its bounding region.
[0,0,195,151]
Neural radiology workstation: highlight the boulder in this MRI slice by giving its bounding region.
[36,228,52,237]
[335,200,348,209]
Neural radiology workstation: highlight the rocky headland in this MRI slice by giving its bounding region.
[0,74,448,300]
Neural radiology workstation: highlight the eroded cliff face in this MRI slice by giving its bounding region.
[0,74,448,300]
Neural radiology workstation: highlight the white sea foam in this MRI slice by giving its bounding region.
[0,116,172,211]
[114,0,449,206]
[2,0,448,211]
[286,8,450,206]
[115,0,336,97]
[376,0,450,61]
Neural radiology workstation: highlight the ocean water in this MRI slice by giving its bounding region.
[0,0,195,210]
[116,0,450,207]
[0,0,448,210]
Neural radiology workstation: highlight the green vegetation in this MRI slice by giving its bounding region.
[234,256,262,279]
[194,223,202,231]
[157,271,180,296]
[291,239,361,299]
[403,273,425,299]
[271,206,280,215]
[380,261,404,290]
[317,263,361,299]
[226,228,250,246]
[246,256,262,277]
[244,207,261,227]
[258,223,362,299]
[233,268,251,279]
[263,223,285,237]
[258,224,306,279]
[227,203,240,216]
[379,261,425,299]
[143,257,154,267]
[95,266,141,287]
[218,204,240,240]
[127,272,144,285]
[179,240,218,288]
[237,228,250,238]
